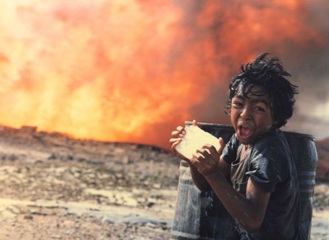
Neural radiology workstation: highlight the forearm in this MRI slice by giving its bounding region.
[189,163,211,191]
[205,172,266,231]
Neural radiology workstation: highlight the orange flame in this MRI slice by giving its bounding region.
[0,0,326,148]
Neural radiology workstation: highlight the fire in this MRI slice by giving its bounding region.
[0,0,327,148]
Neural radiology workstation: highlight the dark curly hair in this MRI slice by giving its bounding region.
[227,53,298,128]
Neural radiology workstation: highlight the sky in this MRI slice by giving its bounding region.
[0,0,328,149]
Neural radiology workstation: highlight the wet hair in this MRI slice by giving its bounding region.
[227,53,298,128]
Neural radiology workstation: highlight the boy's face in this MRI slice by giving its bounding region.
[230,85,273,145]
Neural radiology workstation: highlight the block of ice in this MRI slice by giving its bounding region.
[175,125,220,160]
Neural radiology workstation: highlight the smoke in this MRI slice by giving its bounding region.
[0,0,328,148]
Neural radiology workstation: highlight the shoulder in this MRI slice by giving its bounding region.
[247,129,293,191]
[222,134,240,164]
[254,129,287,148]
[252,129,291,159]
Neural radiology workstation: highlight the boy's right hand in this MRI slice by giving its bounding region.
[169,120,199,161]
[169,125,189,161]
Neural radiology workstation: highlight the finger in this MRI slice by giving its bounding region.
[191,155,211,175]
[172,126,185,136]
[190,153,202,166]
[196,147,211,157]
[169,138,187,161]
[169,138,182,152]
[192,151,204,160]
[202,144,217,157]
[192,119,199,127]
[171,130,179,137]
[169,137,182,144]
[171,129,185,138]
[194,150,214,167]
[218,137,225,153]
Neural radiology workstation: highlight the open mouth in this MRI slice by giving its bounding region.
[237,125,252,140]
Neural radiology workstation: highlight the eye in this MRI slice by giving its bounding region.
[254,106,265,112]
[231,99,243,108]
[254,102,268,113]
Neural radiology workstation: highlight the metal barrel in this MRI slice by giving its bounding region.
[283,131,318,239]
[170,122,318,240]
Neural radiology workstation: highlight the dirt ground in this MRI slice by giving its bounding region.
[0,126,328,240]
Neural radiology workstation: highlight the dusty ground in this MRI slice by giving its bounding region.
[0,126,328,240]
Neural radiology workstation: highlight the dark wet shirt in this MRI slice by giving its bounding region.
[222,129,301,240]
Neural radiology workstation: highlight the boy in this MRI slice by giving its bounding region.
[170,53,303,239]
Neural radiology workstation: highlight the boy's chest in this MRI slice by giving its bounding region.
[230,145,252,194]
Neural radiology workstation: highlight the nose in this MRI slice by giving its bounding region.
[240,106,252,120]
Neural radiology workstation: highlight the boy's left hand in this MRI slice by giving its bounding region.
[191,137,224,176]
